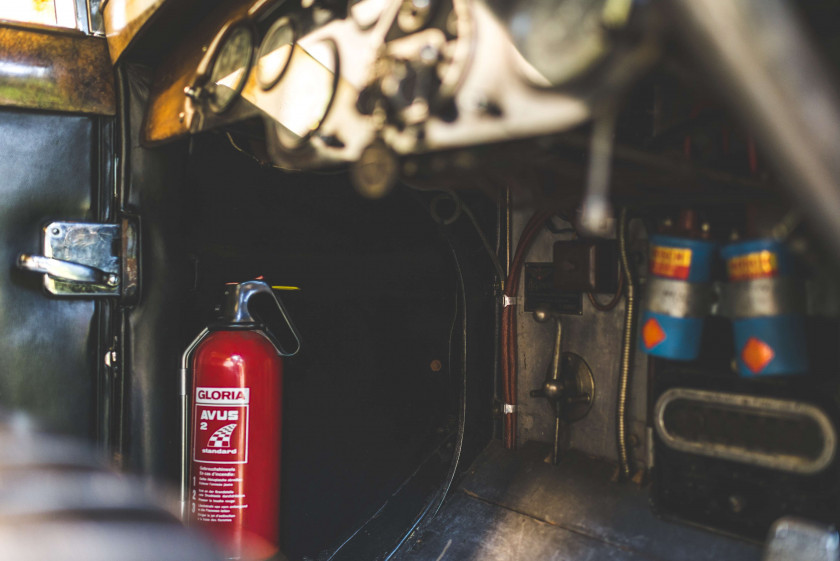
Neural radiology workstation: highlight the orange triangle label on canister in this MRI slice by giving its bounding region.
[643,317,667,349]
[741,337,775,374]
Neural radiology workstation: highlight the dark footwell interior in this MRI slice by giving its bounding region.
[393,442,761,561]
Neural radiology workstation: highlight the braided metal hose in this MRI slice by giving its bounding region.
[617,208,636,479]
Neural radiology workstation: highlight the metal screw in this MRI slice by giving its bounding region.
[105,274,120,287]
[419,45,438,65]
[104,350,117,367]
[51,227,60,236]
[533,307,552,323]
[491,402,502,418]
[729,494,746,514]
[430,359,442,372]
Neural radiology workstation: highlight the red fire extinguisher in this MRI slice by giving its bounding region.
[180,279,301,560]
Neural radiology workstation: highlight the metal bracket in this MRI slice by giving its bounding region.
[503,295,519,307]
[17,218,139,302]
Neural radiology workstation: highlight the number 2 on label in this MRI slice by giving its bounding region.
[200,421,208,430]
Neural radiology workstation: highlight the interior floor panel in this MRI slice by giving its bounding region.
[393,442,761,561]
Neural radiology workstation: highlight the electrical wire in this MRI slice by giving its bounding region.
[587,270,625,312]
[747,136,759,174]
[432,244,468,518]
[224,131,302,172]
[544,214,577,235]
[459,199,507,283]
[543,212,623,313]
[407,184,507,285]
[616,208,636,480]
[501,209,556,449]
[771,208,803,241]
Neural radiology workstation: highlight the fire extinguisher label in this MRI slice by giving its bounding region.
[194,386,250,464]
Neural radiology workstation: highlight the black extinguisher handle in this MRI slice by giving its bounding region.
[220,280,302,358]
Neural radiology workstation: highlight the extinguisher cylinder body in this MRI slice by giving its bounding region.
[189,329,282,560]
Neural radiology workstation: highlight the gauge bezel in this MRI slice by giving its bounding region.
[272,37,341,151]
[206,21,257,114]
[256,16,297,91]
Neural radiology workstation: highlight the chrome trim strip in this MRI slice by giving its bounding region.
[655,388,836,475]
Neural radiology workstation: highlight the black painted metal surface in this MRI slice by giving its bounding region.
[179,134,496,559]
[117,63,191,476]
[0,109,106,439]
[396,492,660,561]
[650,346,840,541]
[393,441,761,561]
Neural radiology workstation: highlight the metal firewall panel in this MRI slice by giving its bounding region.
[514,210,649,465]
[0,109,101,438]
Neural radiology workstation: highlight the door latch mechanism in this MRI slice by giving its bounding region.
[17,218,139,303]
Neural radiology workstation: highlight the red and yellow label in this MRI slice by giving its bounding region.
[727,250,778,281]
[651,246,693,280]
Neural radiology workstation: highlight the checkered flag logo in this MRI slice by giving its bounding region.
[207,423,237,448]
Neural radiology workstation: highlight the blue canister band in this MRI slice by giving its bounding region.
[732,315,808,376]
[639,310,705,361]
[649,235,717,283]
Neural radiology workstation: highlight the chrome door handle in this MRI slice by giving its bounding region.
[15,220,138,300]
[17,254,119,287]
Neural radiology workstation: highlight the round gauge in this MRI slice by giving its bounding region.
[256,17,296,91]
[349,0,389,30]
[271,38,339,149]
[207,24,255,113]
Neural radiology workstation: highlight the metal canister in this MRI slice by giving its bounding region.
[721,239,807,376]
[640,235,716,360]
[183,280,301,560]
